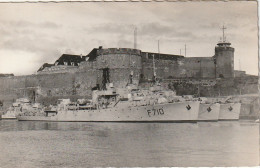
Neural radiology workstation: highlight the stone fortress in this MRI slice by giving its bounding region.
[0,32,258,116]
[38,40,234,86]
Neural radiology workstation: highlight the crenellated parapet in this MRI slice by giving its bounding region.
[97,48,141,56]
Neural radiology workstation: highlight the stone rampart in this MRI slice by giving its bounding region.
[183,57,216,78]
[141,56,185,80]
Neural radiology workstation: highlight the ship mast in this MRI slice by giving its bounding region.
[134,27,137,49]
[153,54,156,79]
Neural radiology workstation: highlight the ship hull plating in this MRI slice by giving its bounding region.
[198,103,220,121]
[2,112,17,119]
[17,101,200,122]
[219,103,241,120]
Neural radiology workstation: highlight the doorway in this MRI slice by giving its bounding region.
[102,68,110,90]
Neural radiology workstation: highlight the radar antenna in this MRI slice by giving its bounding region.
[221,25,227,42]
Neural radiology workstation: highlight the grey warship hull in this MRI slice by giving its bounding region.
[198,103,220,121]
[17,101,200,122]
[219,103,241,120]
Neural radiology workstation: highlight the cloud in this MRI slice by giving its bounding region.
[86,22,197,43]
[1,20,61,29]
[0,2,257,75]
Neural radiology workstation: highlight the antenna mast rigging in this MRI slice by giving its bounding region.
[221,25,227,42]
[134,27,137,49]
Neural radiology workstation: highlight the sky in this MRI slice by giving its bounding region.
[0,2,258,75]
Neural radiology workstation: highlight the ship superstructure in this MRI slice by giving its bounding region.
[17,83,200,122]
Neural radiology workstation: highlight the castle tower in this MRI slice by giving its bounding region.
[96,48,142,88]
[214,26,235,78]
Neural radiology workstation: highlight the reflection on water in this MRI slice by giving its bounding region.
[0,120,259,167]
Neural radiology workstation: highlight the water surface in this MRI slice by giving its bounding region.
[0,120,259,167]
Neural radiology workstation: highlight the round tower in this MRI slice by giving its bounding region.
[214,41,234,78]
[96,48,142,88]
[214,26,235,78]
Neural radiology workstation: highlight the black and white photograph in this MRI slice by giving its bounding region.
[0,1,259,167]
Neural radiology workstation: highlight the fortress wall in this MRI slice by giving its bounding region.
[37,66,79,74]
[0,70,98,109]
[141,62,154,80]
[107,68,141,87]
[141,57,186,80]
[183,57,215,78]
[36,70,97,106]
[96,53,142,69]
[78,61,97,72]
[74,70,97,96]
[0,75,39,109]
[37,73,74,90]
[163,59,186,78]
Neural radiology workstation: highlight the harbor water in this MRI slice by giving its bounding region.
[0,120,259,167]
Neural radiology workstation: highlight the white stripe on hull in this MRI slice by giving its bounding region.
[198,103,220,121]
[2,114,16,119]
[17,101,200,122]
[219,103,241,120]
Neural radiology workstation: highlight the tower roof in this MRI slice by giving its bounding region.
[217,42,231,47]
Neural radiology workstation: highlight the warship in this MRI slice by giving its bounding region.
[17,82,200,122]
[207,97,241,120]
[196,97,220,121]
[219,103,241,120]
[2,98,32,119]
[218,96,241,120]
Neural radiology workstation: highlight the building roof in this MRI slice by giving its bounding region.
[0,73,14,77]
[37,63,54,72]
[87,48,98,61]
[55,54,87,66]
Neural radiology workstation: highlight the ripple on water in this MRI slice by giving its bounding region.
[0,120,259,167]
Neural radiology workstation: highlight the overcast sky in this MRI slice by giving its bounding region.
[0,2,258,75]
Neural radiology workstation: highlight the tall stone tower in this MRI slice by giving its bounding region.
[214,26,234,78]
[96,48,142,88]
